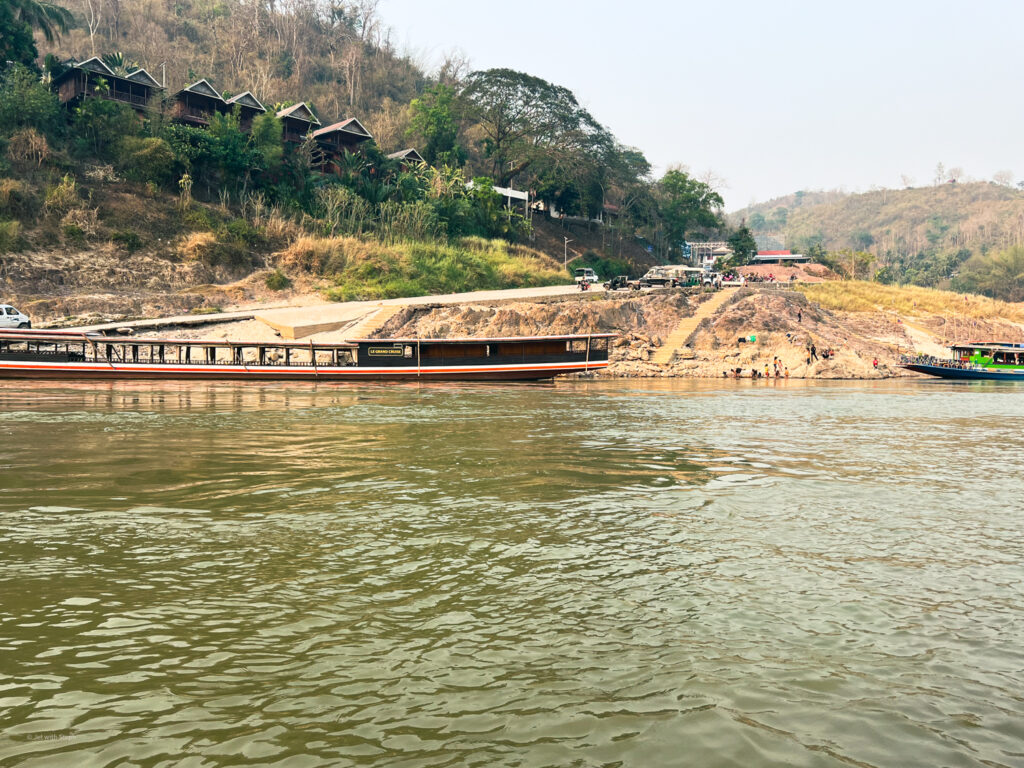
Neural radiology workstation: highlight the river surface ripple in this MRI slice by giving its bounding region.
[0,379,1022,767]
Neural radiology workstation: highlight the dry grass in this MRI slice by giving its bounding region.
[178,231,218,261]
[797,281,1024,323]
[276,236,358,274]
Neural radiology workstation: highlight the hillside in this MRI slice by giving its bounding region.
[731,182,1024,259]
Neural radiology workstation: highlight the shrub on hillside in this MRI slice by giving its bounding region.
[0,178,35,219]
[72,98,141,161]
[0,220,23,253]
[0,65,63,139]
[62,223,86,246]
[5,128,50,169]
[277,236,352,275]
[43,174,80,218]
[177,230,250,268]
[265,269,292,291]
[60,206,99,237]
[111,229,143,252]
[119,137,176,186]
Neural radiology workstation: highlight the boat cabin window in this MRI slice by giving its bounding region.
[569,340,588,353]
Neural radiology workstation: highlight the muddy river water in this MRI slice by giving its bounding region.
[1,379,1022,767]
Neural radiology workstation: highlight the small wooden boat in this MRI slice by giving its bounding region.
[0,329,612,382]
[901,342,1024,381]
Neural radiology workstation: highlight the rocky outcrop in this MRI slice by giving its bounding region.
[375,287,931,379]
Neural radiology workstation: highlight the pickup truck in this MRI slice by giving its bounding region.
[638,268,678,289]
[603,275,640,291]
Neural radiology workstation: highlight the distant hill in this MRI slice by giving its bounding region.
[730,182,1024,258]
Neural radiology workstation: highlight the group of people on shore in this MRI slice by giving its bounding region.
[725,356,790,379]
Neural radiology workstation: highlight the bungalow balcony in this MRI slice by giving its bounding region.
[57,76,154,110]
[171,104,216,126]
[283,129,311,144]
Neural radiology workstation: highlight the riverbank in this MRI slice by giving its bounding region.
[124,283,1024,379]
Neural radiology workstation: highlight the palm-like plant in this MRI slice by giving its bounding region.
[10,0,74,43]
[101,52,141,76]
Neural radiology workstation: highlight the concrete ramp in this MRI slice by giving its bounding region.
[254,304,376,340]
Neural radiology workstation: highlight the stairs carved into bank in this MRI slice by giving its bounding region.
[652,289,738,365]
[342,304,404,340]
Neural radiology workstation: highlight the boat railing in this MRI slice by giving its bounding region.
[900,354,983,371]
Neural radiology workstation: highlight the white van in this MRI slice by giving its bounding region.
[0,305,31,328]
[574,268,600,284]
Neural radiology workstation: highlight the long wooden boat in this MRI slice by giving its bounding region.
[901,342,1024,381]
[0,329,612,381]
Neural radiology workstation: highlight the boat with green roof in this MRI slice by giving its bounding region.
[902,342,1024,380]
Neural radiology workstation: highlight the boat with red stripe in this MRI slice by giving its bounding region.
[0,329,613,381]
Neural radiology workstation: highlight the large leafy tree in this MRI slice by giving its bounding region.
[0,5,39,69]
[0,64,63,138]
[407,84,465,167]
[657,169,724,257]
[952,245,1024,302]
[726,225,758,267]
[460,68,607,187]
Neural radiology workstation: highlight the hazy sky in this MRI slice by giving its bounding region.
[378,0,1022,210]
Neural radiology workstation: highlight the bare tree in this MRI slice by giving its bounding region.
[993,170,1014,186]
[933,162,945,185]
[85,0,103,56]
[947,166,964,183]
[436,49,471,86]
[364,97,408,152]
[900,174,915,188]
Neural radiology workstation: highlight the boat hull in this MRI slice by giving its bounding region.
[0,359,607,382]
[902,363,1024,381]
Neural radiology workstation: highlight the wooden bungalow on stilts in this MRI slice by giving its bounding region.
[276,103,321,145]
[51,57,163,114]
[224,92,267,132]
[168,79,227,127]
[312,118,373,174]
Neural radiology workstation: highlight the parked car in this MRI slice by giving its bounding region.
[603,275,640,291]
[0,304,31,328]
[574,267,601,284]
[638,267,678,289]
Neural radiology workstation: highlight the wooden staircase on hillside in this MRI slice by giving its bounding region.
[342,304,404,340]
[652,289,738,365]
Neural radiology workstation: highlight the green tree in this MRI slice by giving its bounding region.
[9,0,73,43]
[118,136,176,185]
[0,64,62,138]
[461,68,606,187]
[407,84,465,167]
[0,4,39,69]
[162,123,219,195]
[952,246,1024,302]
[657,169,724,258]
[208,110,251,193]
[726,225,757,267]
[72,94,142,160]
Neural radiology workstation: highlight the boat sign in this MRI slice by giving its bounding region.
[367,346,405,357]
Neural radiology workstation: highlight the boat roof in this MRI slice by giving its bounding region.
[350,333,618,343]
[952,341,1024,352]
[0,329,357,349]
[0,329,615,346]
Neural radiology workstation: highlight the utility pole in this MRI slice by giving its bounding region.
[564,237,573,269]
